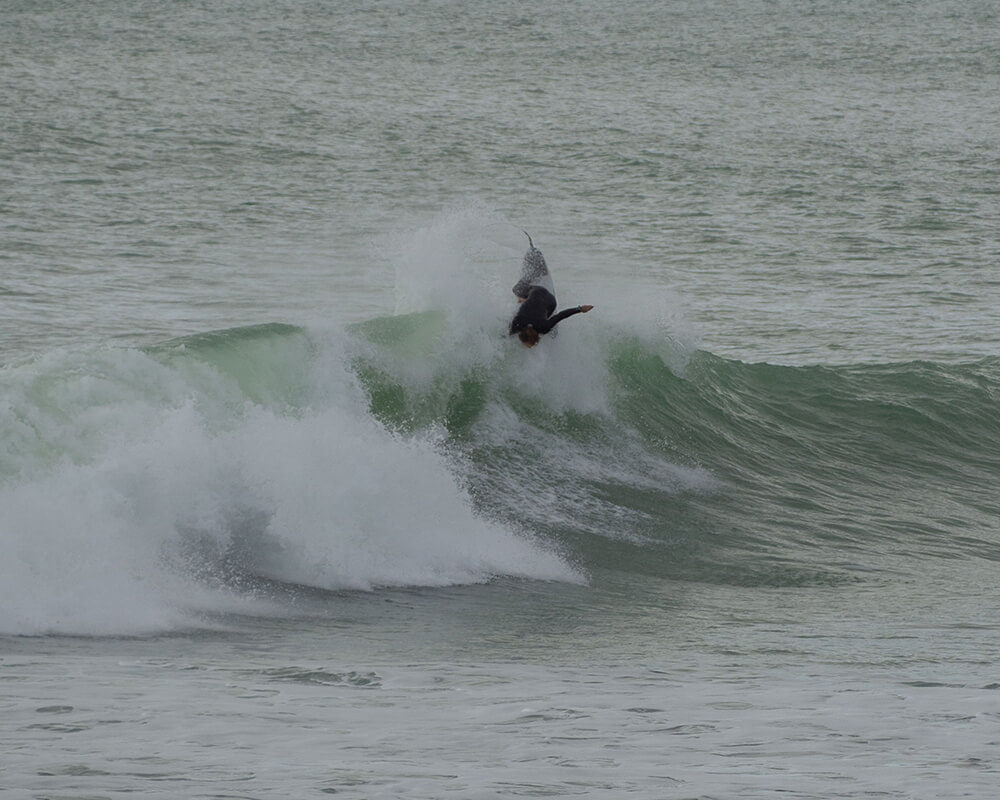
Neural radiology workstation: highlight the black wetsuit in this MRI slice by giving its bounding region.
[508,285,587,336]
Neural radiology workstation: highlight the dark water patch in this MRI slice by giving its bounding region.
[24,722,90,733]
[37,764,112,776]
[241,667,383,688]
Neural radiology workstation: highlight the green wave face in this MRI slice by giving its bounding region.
[350,311,1000,585]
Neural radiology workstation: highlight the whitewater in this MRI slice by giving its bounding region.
[4,1,1000,798]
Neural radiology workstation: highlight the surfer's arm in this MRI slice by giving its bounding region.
[535,304,593,334]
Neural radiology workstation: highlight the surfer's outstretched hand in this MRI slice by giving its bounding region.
[580,304,594,313]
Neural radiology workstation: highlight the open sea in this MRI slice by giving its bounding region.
[3,1,1000,797]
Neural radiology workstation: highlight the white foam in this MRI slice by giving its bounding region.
[0,337,579,637]
[388,200,516,322]
[380,205,621,416]
[217,403,577,591]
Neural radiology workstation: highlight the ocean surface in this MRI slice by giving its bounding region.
[3,1,1000,797]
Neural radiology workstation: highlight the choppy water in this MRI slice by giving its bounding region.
[3,1,1000,798]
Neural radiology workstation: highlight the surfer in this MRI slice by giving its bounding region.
[509,285,593,347]
[509,233,593,348]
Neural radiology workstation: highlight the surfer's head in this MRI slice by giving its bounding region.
[518,326,540,348]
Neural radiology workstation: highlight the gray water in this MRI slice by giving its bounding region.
[3,1,1000,798]
[6,0,998,363]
